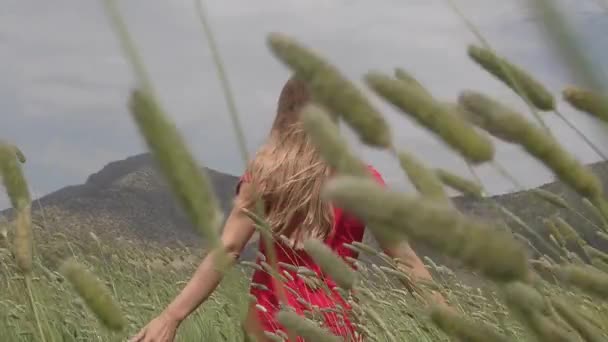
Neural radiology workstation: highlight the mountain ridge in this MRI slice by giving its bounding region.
[2,152,608,265]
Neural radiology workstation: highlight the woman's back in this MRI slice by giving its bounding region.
[239,165,386,341]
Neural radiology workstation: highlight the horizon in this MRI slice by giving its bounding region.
[4,148,605,213]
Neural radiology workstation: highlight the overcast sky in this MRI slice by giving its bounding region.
[1,0,607,209]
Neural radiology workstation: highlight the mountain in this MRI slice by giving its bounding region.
[2,153,241,247]
[2,152,608,266]
[447,160,608,259]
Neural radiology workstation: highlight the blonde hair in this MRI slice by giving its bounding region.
[242,76,333,249]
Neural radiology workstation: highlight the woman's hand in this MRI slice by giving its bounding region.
[129,310,181,342]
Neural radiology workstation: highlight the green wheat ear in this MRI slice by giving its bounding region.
[60,258,126,331]
[434,168,483,198]
[502,282,572,342]
[532,189,568,209]
[0,144,30,210]
[0,141,26,164]
[556,264,608,299]
[430,304,510,342]
[396,150,449,203]
[276,309,340,342]
[551,298,606,342]
[563,86,608,123]
[323,176,529,283]
[300,104,368,177]
[127,89,223,249]
[394,67,431,95]
[459,90,604,202]
[0,143,32,274]
[584,245,608,265]
[266,32,393,149]
[550,216,584,246]
[365,71,495,164]
[13,148,26,164]
[468,44,555,111]
[303,238,357,290]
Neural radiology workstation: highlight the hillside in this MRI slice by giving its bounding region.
[2,153,240,247]
[2,153,608,264]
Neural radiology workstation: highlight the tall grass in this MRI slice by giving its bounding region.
[2,1,608,341]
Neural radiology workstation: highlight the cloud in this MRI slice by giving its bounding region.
[1,0,607,211]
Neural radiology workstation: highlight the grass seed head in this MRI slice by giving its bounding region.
[430,304,510,342]
[552,298,606,342]
[532,189,569,209]
[59,258,126,331]
[590,258,608,274]
[434,168,483,198]
[0,141,26,164]
[128,89,223,248]
[267,32,392,148]
[365,72,494,164]
[396,150,449,203]
[458,90,536,143]
[502,282,572,342]
[468,45,555,111]
[323,176,529,282]
[263,331,285,342]
[0,144,32,274]
[0,144,31,210]
[13,148,26,164]
[597,231,608,243]
[551,217,584,246]
[544,219,566,247]
[303,238,356,290]
[563,86,608,123]
[443,100,502,153]
[394,68,430,95]
[557,264,608,299]
[459,90,603,200]
[583,199,608,230]
[300,104,368,176]
[276,309,340,342]
[13,208,32,274]
[350,241,378,255]
[590,197,608,227]
[584,245,608,265]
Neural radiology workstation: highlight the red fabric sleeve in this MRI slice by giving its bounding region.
[366,165,386,187]
[326,165,387,262]
[334,165,386,231]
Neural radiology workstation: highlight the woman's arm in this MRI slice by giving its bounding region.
[365,166,448,307]
[380,240,448,306]
[130,183,256,342]
[163,186,256,321]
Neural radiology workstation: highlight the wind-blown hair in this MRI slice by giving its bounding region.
[242,76,333,249]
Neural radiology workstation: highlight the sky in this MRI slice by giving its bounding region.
[1,0,608,209]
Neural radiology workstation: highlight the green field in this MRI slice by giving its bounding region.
[1,224,607,341]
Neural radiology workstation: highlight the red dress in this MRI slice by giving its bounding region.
[236,166,385,341]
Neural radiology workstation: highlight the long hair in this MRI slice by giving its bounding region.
[242,76,333,249]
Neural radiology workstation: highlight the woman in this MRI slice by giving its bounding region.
[130,76,444,342]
